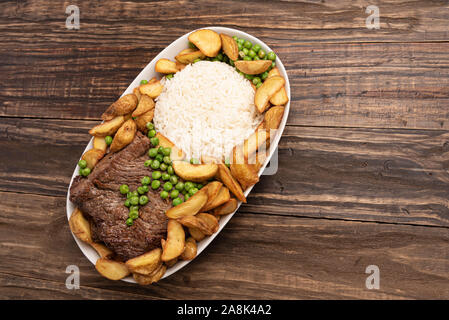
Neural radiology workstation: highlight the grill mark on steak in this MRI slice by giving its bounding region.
[69,132,171,261]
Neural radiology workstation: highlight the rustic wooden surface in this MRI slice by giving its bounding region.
[0,0,448,300]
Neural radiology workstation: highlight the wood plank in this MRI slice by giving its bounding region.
[1,42,449,129]
[0,191,447,299]
[1,118,449,226]
[0,0,448,48]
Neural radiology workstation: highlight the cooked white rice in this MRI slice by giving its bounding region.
[154,61,262,160]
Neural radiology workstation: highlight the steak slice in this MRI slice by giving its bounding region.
[69,132,171,261]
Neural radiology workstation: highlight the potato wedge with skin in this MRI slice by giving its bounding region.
[230,162,259,190]
[235,60,272,75]
[164,258,178,268]
[133,264,166,285]
[212,198,238,216]
[188,227,206,241]
[81,148,105,170]
[165,188,208,219]
[139,80,163,99]
[177,48,196,56]
[179,213,219,235]
[69,208,92,243]
[155,133,184,161]
[93,137,107,154]
[188,29,221,57]
[243,129,270,161]
[172,161,218,182]
[161,220,185,261]
[270,87,289,105]
[264,106,285,130]
[175,49,206,64]
[254,76,285,113]
[125,248,162,275]
[89,116,125,137]
[102,94,138,120]
[95,258,130,280]
[199,181,222,210]
[175,61,186,71]
[202,186,230,211]
[220,33,238,61]
[91,242,114,259]
[110,119,137,152]
[132,94,154,118]
[135,109,154,133]
[155,59,180,74]
[197,213,219,234]
[180,237,197,261]
[267,67,281,78]
[133,87,141,101]
[215,163,246,203]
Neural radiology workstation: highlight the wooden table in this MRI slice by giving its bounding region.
[1,0,448,300]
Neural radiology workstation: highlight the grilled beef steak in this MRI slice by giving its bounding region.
[70,132,170,261]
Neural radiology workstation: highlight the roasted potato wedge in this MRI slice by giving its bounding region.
[202,186,230,211]
[155,58,180,74]
[270,87,288,105]
[102,94,138,120]
[110,119,137,152]
[164,258,178,268]
[133,264,166,285]
[188,227,206,241]
[188,29,221,57]
[212,198,238,216]
[95,258,130,280]
[172,161,218,182]
[135,109,154,133]
[178,213,218,236]
[81,148,105,170]
[180,237,197,261]
[69,208,92,243]
[165,188,208,219]
[175,49,206,64]
[89,116,125,137]
[132,94,154,118]
[139,80,163,99]
[161,220,185,261]
[175,61,186,71]
[125,248,162,275]
[93,137,107,154]
[254,76,285,113]
[177,48,196,56]
[264,106,285,130]
[267,67,281,78]
[200,181,223,211]
[133,87,142,101]
[220,33,238,61]
[155,133,184,161]
[235,60,272,75]
[197,213,219,234]
[230,162,259,190]
[243,129,270,161]
[91,242,114,259]
[215,163,246,203]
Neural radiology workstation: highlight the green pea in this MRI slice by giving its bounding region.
[256,82,262,88]
[253,56,260,61]
[124,199,131,207]
[137,186,146,195]
[172,197,183,206]
[243,56,252,61]
[127,191,138,199]
[184,194,190,201]
[237,38,245,45]
[170,175,178,185]
[120,184,130,194]
[146,122,154,130]
[155,154,163,163]
[170,189,180,199]
[190,158,199,164]
[139,195,149,205]
[189,187,199,196]
[150,137,159,146]
[258,49,266,59]
[157,146,164,154]
[160,190,169,199]
[163,156,171,165]
[248,50,256,58]
[167,166,174,175]
[239,71,245,77]
[129,205,139,212]
[252,44,261,53]
[252,77,261,85]
[148,129,156,138]
[80,167,91,177]
[129,211,138,220]
[78,159,87,169]
[166,74,174,80]
[245,74,254,80]
[144,159,152,167]
[140,79,148,85]
[162,173,170,181]
[161,147,170,156]
[103,136,112,146]
[126,218,133,226]
[193,58,201,63]
[141,176,151,185]
[232,36,238,41]
[261,71,269,80]
[229,59,235,67]
[152,171,162,180]
[242,47,249,55]
[267,51,276,61]
[148,148,157,158]
[150,159,160,170]
[271,61,276,68]
[244,40,252,49]
[175,182,184,191]
[143,185,149,193]
[163,182,173,191]
[184,182,194,191]
[182,189,187,195]
[237,43,243,51]
[151,180,160,189]
[160,163,168,171]
[130,196,139,206]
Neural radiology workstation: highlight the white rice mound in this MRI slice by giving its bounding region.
[154,61,262,160]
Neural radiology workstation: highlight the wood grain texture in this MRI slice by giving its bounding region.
[0,191,447,300]
[1,118,449,227]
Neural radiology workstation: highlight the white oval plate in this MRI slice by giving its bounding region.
[66,26,290,283]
